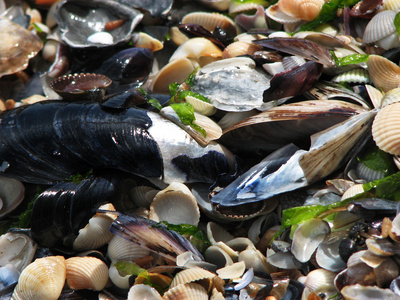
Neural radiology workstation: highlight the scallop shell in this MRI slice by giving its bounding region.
[73,203,116,251]
[367,55,400,92]
[372,102,400,155]
[303,269,338,292]
[107,234,150,262]
[365,238,396,256]
[170,267,216,288]
[12,256,66,300]
[163,282,209,300]
[278,0,325,21]
[127,284,163,300]
[65,256,109,291]
[363,10,397,45]
[332,68,370,84]
[181,12,237,37]
[149,182,200,226]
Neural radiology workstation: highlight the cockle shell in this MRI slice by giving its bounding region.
[341,284,400,300]
[107,234,151,263]
[127,284,163,300]
[73,203,116,251]
[170,267,216,288]
[182,12,237,37]
[332,68,370,84]
[65,256,109,291]
[222,41,263,59]
[12,256,66,300]
[278,0,325,21]
[380,88,400,108]
[163,282,209,300]
[368,55,400,93]
[384,0,400,10]
[149,182,200,226]
[216,261,246,279]
[372,102,400,155]
[185,95,217,116]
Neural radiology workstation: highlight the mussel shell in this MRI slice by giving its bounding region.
[50,73,112,101]
[55,0,143,48]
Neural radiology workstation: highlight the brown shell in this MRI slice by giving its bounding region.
[278,0,325,21]
[367,55,400,92]
[372,102,400,155]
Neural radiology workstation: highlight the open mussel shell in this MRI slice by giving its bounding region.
[55,0,143,48]
[50,73,112,101]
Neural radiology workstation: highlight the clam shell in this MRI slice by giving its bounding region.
[12,256,66,300]
[185,95,217,116]
[331,68,370,84]
[265,4,303,24]
[149,182,200,226]
[303,269,338,292]
[127,284,163,300]
[341,284,400,300]
[130,185,159,209]
[238,245,270,274]
[65,256,109,291]
[50,73,112,101]
[170,267,216,288]
[162,282,209,300]
[222,41,263,59]
[73,203,116,251]
[365,238,396,256]
[107,234,150,262]
[132,32,163,52]
[181,12,237,37]
[216,261,246,279]
[207,222,234,245]
[278,0,325,21]
[368,55,400,92]
[384,0,400,10]
[380,88,400,108]
[0,176,25,220]
[372,102,400,155]
[341,184,364,200]
[204,245,234,268]
[363,10,397,46]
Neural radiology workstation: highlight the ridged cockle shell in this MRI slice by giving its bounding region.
[278,0,325,21]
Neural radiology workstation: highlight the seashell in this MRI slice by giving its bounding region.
[341,184,364,200]
[293,31,344,49]
[127,284,163,300]
[381,88,400,108]
[170,267,216,288]
[217,110,258,131]
[281,55,307,71]
[132,32,164,52]
[222,41,263,59]
[50,73,112,101]
[238,244,270,274]
[176,251,218,272]
[182,12,237,37]
[151,57,196,94]
[234,5,268,31]
[207,222,234,245]
[185,95,217,116]
[163,282,209,300]
[365,84,384,109]
[108,263,130,289]
[367,55,400,92]
[73,203,116,251]
[385,0,400,10]
[204,245,234,268]
[107,234,150,263]
[130,185,159,209]
[356,160,386,182]
[135,272,172,291]
[216,261,246,279]
[229,1,260,14]
[169,37,223,65]
[374,257,399,287]
[291,219,331,263]
[363,10,400,50]
[303,269,338,293]
[366,238,396,256]
[12,256,66,300]
[226,237,254,253]
[341,284,400,300]
[0,176,25,219]
[149,182,200,226]
[265,4,304,24]
[65,256,109,291]
[0,17,43,78]
[20,94,48,105]
[372,102,400,155]
[278,0,325,21]
[267,251,298,269]
[198,0,230,11]
[316,239,347,272]
[331,68,370,84]
[87,31,114,45]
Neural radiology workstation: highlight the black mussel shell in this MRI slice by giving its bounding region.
[50,73,112,101]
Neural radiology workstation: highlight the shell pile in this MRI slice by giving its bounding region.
[4,0,400,299]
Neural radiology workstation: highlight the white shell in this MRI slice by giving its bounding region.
[363,11,399,50]
[87,31,114,45]
[207,221,234,245]
[107,234,150,263]
[185,95,217,116]
[341,284,400,300]
[127,284,163,300]
[204,245,234,268]
[216,261,246,279]
[12,256,66,300]
[331,68,370,84]
[170,267,216,288]
[130,185,159,209]
[381,88,400,108]
[163,282,209,300]
[149,182,200,226]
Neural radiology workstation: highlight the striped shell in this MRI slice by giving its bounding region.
[381,88,400,108]
[278,0,325,21]
[384,0,400,10]
[332,68,370,84]
[107,234,151,262]
[367,55,400,92]
[372,102,400,155]
[12,256,66,300]
[181,12,237,36]
[186,95,217,116]
[341,184,364,200]
[130,185,159,209]
[127,284,163,300]
[170,267,216,288]
[162,282,209,300]
[65,256,109,291]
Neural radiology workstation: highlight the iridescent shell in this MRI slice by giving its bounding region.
[372,102,400,155]
[12,256,66,300]
[65,256,109,291]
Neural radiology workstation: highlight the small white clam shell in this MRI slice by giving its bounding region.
[182,12,237,36]
[132,32,163,52]
[331,68,370,84]
[107,234,150,263]
[149,182,200,226]
[65,256,109,291]
[204,245,234,268]
[216,261,246,279]
[341,183,364,200]
[207,221,234,245]
[185,95,217,116]
[291,219,330,263]
[265,4,303,24]
[238,244,269,274]
[170,267,216,288]
[380,88,400,108]
[73,203,116,251]
[130,185,159,209]
[127,284,163,300]
[341,284,400,300]
[12,256,66,300]
[163,282,209,300]
[87,31,114,45]
[109,263,130,289]
[316,239,347,272]
[278,0,325,21]
[303,269,338,293]
[266,251,298,269]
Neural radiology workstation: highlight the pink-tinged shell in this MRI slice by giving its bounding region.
[367,55,400,92]
[278,0,325,21]
[182,12,237,37]
[12,256,66,300]
[0,17,43,77]
[372,102,400,155]
[65,256,109,291]
[162,282,209,300]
